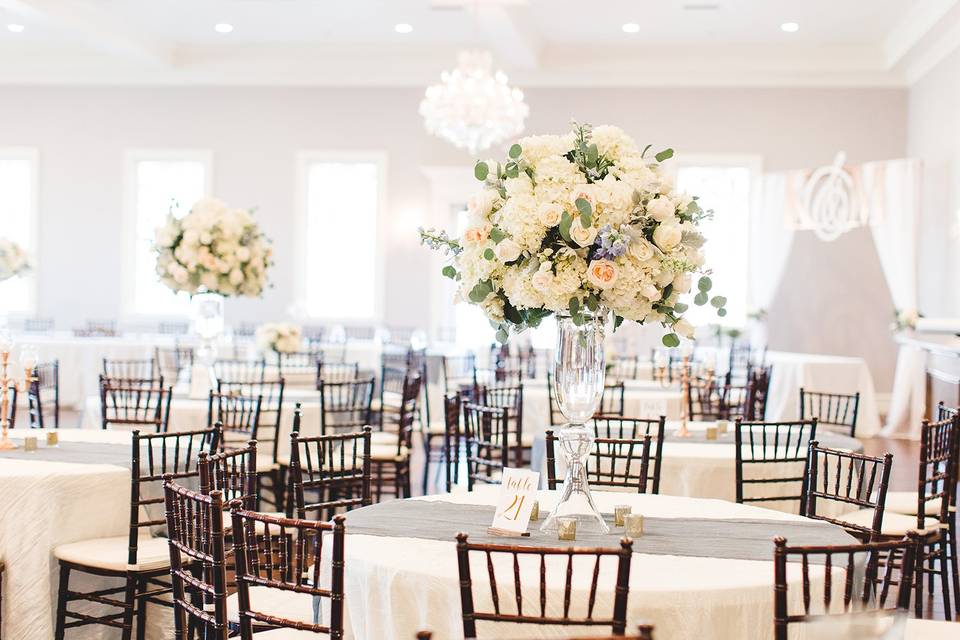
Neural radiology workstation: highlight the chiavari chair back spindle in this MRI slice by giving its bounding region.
[476,383,525,466]
[315,361,361,386]
[800,388,861,438]
[155,345,194,385]
[199,439,258,510]
[213,359,266,385]
[546,429,654,493]
[99,377,172,432]
[319,376,375,435]
[590,416,666,493]
[288,427,371,520]
[207,391,263,451]
[463,402,511,489]
[455,533,634,637]
[734,419,818,511]
[102,357,159,382]
[276,351,321,377]
[441,354,477,394]
[27,359,59,429]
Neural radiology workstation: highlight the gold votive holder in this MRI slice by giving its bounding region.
[705,426,718,441]
[46,431,59,447]
[23,437,38,452]
[530,500,540,522]
[614,505,632,527]
[717,420,729,435]
[624,513,644,537]
[557,516,577,541]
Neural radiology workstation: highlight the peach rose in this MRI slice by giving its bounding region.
[586,259,618,289]
[462,227,486,244]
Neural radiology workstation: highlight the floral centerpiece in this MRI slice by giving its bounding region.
[420,121,726,346]
[255,322,303,354]
[0,238,29,283]
[891,308,920,333]
[153,197,272,297]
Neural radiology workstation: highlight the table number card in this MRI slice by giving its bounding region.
[488,468,540,537]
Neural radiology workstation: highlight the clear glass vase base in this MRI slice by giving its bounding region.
[540,424,610,535]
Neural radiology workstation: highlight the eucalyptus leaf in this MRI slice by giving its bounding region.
[614,315,625,330]
[474,161,489,181]
[489,227,506,243]
[469,281,492,303]
[654,148,674,162]
[441,265,457,279]
[509,143,522,159]
[559,211,573,243]
[569,297,581,317]
[640,144,652,158]
[710,295,727,308]
[698,276,713,292]
[717,308,728,317]
[673,302,689,313]
[694,291,708,306]
[575,197,592,217]
[495,329,509,344]
[662,333,681,348]
[483,248,495,260]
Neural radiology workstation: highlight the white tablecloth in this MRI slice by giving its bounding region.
[763,351,881,437]
[0,429,170,640]
[81,387,322,461]
[337,487,844,640]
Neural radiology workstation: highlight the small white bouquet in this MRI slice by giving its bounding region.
[0,238,29,282]
[420,121,726,346]
[153,197,272,297]
[255,322,303,354]
[891,308,920,333]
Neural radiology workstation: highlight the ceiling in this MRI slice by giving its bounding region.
[0,0,957,87]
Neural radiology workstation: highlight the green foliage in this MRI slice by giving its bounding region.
[662,333,681,348]
[698,276,712,292]
[489,227,506,243]
[508,143,522,159]
[474,161,489,181]
[441,265,457,279]
[694,291,708,306]
[654,148,674,162]
[483,248,495,260]
[559,211,574,243]
[575,197,593,227]
[468,280,493,303]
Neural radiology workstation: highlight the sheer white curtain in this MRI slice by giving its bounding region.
[748,173,796,313]
[864,159,925,438]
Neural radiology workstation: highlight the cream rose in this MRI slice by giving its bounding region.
[494,239,522,263]
[586,259,618,289]
[531,267,553,291]
[641,283,661,301]
[647,196,675,222]
[570,221,598,248]
[629,238,654,262]
[653,223,682,251]
[672,273,692,293]
[675,318,695,339]
[537,203,563,227]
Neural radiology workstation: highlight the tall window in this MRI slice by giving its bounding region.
[124,150,211,316]
[675,158,758,328]
[298,152,385,321]
[0,148,38,315]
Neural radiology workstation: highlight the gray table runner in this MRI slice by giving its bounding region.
[344,499,855,563]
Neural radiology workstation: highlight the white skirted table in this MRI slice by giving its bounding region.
[333,487,855,640]
[520,379,684,430]
[0,429,171,640]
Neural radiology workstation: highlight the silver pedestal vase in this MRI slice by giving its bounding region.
[540,308,610,534]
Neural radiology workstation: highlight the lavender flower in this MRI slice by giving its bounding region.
[593,224,631,260]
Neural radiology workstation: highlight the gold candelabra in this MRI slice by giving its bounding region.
[675,354,693,438]
[0,348,37,451]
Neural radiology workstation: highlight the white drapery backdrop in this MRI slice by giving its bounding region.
[756,158,923,438]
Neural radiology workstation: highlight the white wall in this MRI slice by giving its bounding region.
[0,85,907,388]
[908,47,960,317]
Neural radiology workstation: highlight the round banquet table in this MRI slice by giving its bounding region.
[334,486,856,640]
[80,386,322,461]
[528,420,862,512]
[0,429,170,640]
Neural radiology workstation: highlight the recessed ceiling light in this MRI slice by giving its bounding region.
[622,23,640,34]
[7,24,24,33]
[214,23,234,34]
[394,23,413,34]
[780,22,799,33]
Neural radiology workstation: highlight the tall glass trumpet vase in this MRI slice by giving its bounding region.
[188,291,224,399]
[541,310,610,534]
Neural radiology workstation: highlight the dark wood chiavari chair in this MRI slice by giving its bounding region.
[441,391,465,492]
[213,358,266,384]
[276,350,321,377]
[230,509,347,640]
[288,426,371,520]
[800,441,893,540]
[207,391,262,451]
[475,383,526,467]
[607,355,640,381]
[545,429,654,493]
[799,387,861,438]
[163,480,229,640]
[54,426,220,640]
[688,375,724,421]
[369,366,421,500]
[463,402,511,489]
[102,357,159,382]
[734,419,818,511]
[747,365,772,421]
[199,440,258,511]
[315,361,361,386]
[217,379,285,510]
[99,377,172,432]
[455,533,634,638]
[310,339,348,365]
[773,535,919,640]
[319,376,375,435]
[589,416,666,494]
[155,344,194,385]
[546,372,625,425]
[441,353,477,394]
[26,360,59,429]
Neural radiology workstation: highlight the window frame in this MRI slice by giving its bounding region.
[0,147,39,317]
[294,150,388,324]
[667,153,763,328]
[121,149,213,320]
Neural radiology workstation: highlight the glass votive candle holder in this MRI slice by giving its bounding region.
[24,436,38,452]
[557,516,577,541]
[614,504,632,527]
[717,420,729,435]
[530,500,540,522]
[705,426,718,441]
[46,431,59,447]
[624,513,644,537]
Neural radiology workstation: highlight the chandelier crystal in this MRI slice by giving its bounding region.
[419,50,529,155]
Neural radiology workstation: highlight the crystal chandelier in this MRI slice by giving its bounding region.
[419,50,529,155]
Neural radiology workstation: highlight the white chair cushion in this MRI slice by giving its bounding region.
[252,628,324,639]
[369,431,399,446]
[424,421,448,436]
[883,491,945,516]
[369,443,409,462]
[838,509,939,536]
[54,535,170,572]
[227,586,316,625]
